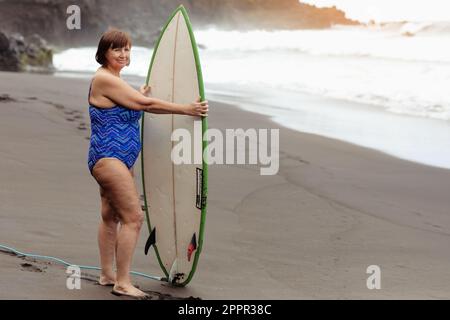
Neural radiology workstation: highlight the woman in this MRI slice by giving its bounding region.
[88,29,208,299]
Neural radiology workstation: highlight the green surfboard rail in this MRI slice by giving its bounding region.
[140,4,208,287]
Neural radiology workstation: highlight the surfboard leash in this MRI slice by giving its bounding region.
[0,244,165,282]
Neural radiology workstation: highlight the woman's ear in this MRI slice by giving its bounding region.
[126,57,130,66]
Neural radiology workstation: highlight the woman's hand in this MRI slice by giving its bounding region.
[185,97,209,117]
[140,84,151,96]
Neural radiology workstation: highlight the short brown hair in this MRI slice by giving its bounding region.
[95,29,132,66]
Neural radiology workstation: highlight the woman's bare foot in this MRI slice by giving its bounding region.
[112,283,149,299]
[98,273,116,286]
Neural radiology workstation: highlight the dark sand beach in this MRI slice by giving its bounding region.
[1,71,450,299]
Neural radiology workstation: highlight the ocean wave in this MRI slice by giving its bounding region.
[195,27,450,64]
[54,27,450,123]
[398,21,450,36]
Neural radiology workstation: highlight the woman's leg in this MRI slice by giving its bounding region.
[92,158,147,298]
[97,185,119,285]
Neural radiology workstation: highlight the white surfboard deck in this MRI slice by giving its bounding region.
[141,5,207,286]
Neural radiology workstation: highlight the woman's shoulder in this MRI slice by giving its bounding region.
[93,68,110,82]
[92,69,124,88]
[90,69,119,107]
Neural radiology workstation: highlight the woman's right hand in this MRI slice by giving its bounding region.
[185,97,208,117]
[140,84,151,96]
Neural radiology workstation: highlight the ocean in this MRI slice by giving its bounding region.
[54,23,450,169]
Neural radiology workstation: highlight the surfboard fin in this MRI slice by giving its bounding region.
[144,227,156,255]
[187,233,197,262]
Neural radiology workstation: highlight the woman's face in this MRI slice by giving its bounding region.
[105,44,130,69]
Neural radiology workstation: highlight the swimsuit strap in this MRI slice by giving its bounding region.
[88,80,93,105]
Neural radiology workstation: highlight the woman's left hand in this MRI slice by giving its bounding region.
[140,84,152,96]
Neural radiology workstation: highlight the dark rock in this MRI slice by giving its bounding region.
[0,32,10,51]
[0,31,20,71]
[29,34,49,48]
[0,31,54,72]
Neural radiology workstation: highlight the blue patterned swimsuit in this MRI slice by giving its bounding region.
[87,83,143,174]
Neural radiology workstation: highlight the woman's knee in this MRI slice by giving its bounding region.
[100,188,119,225]
[125,211,144,231]
[101,208,120,227]
[120,213,144,232]
[93,159,141,228]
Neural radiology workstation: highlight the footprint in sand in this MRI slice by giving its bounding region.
[78,121,88,130]
[20,263,44,273]
[41,100,65,111]
[52,103,64,110]
[0,94,16,102]
[41,102,90,134]
[144,289,201,300]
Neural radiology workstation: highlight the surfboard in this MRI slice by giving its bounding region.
[140,5,208,287]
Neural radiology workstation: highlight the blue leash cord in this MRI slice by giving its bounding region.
[0,244,163,281]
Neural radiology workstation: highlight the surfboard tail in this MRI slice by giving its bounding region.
[168,259,179,284]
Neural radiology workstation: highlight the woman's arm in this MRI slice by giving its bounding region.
[95,73,208,116]
[142,96,208,116]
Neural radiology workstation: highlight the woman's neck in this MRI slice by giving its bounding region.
[102,65,121,77]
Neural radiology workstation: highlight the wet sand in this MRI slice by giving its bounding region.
[1,71,449,299]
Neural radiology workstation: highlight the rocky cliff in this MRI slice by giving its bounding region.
[0,0,358,47]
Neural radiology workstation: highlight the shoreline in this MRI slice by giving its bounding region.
[1,71,450,299]
[205,83,450,171]
[52,70,450,171]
